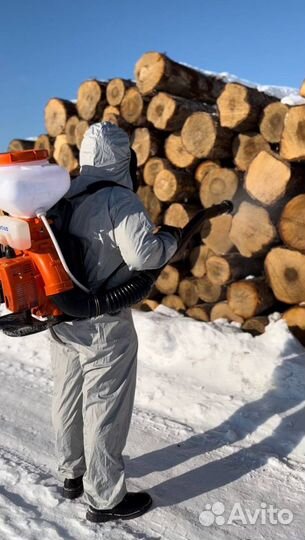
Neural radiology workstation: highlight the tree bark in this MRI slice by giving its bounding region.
[106,78,134,106]
[45,98,77,137]
[259,102,289,143]
[227,278,275,318]
[265,247,305,304]
[181,112,233,159]
[135,51,225,102]
[217,83,276,132]
[153,168,196,203]
[199,167,239,208]
[165,132,198,168]
[233,133,270,171]
[229,201,277,257]
[242,316,269,336]
[77,80,107,121]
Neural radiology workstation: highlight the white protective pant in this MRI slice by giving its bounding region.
[49,308,138,509]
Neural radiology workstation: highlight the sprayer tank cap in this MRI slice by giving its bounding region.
[0,149,49,166]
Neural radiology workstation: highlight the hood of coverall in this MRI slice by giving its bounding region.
[67,122,134,196]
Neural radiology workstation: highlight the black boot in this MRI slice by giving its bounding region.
[63,476,84,499]
[86,491,152,522]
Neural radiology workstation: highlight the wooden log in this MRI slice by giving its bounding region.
[34,134,54,159]
[201,214,234,255]
[280,105,305,160]
[131,127,160,166]
[189,245,213,278]
[143,157,171,186]
[206,253,264,286]
[196,276,224,303]
[279,194,305,252]
[8,139,35,151]
[300,80,305,98]
[186,304,212,321]
[106,78,134,106]
[259,102,289,143]
[101,106,130,130]
[229,201,277,257]
[135,51,225,102]
[161,294,186,312]
[133,299,159,312]
[75,120,90,150]
[165,132,198,168]
[227,278,275,318]
[147,92,212,131]
[45,98,77,137]
[178,277,199,307]
[199,167,239,208]
[120,87,148,125]
[56,143,79,174]
[242,316,269,336]
[216,83,276,132]
[195,160,219,184]
[155,264,185,294]
[245,150,301,206]
[136,185,163,224]
[64,115,80,146]
[153,168,196,203]
[282,306,305,345]
[233,133,270,171]
[181,112,233,159]
[210,301,244,323]
[53,134,68,163]
[77,80,107,121]
[265,247,305,304]
[163,203,199,227]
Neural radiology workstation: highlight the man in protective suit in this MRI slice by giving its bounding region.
[50,122,180,523]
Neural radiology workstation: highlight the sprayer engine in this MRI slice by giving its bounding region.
[0,149,73,336]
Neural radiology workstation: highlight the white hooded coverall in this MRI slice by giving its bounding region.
[50,122,177,509]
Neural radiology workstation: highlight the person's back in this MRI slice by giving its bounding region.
[50,122,178,523]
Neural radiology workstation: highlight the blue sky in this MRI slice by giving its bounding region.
[1,0,304,150]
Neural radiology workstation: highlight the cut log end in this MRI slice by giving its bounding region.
[265,247,305,304]
[165,132,197,168]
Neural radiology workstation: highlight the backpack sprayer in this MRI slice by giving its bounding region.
[0,149,233,337]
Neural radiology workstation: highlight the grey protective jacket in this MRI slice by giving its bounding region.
[66,122,177,291]
[50,122,177,510]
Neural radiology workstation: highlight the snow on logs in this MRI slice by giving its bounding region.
[8,50,305,340]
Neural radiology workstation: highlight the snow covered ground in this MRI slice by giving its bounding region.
[0,306,304,539]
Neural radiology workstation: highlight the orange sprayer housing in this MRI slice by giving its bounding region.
[0,217,74,317]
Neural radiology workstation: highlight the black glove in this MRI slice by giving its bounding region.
[157,224,183,244]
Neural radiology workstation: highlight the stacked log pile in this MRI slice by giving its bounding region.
[8,51,305,342]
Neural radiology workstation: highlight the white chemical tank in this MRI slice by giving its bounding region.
[0,149,71,218]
